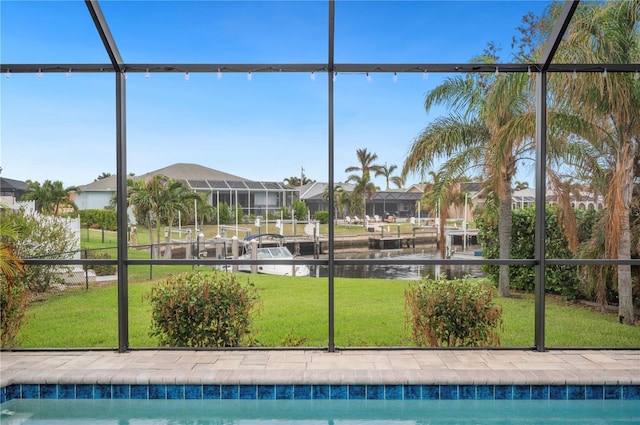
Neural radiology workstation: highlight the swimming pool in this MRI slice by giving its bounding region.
[1,383,639,424]
[1,398,639,424]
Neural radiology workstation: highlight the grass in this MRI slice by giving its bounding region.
[14,230,637,348]
[16,272,640,349]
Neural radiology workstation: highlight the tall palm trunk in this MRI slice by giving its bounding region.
[614,140,636,325]
[439,212,447,260]
[147,211,156,259]
[498,185,512,298]
[618,215,633,324]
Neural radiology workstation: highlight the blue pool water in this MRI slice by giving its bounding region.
[1,399,639,424]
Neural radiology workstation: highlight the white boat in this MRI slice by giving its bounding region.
[228,234,311,277]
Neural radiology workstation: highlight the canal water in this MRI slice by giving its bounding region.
[312,245,484,280]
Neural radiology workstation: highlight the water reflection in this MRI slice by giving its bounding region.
[312,247,484,280]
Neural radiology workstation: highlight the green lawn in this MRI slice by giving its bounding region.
[16,272,640,349]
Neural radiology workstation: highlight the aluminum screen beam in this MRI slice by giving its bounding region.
[84,1,124,73]
[115,72,129,353]
[534,72,548,351]
[4,63,637,75]
[538,0,579,71]
[327,0,336,353]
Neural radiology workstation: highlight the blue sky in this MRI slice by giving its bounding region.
[1,0,550,189]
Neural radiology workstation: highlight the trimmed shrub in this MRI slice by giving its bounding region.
[314,210,329,224]
[215,202,232,225]
[476,206,580,299]
[405,277,503,347]
[147,271,259,347]
[291,200,309,221]
[79,209,117,231]
[85,250,116,276]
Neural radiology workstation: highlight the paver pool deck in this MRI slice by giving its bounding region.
[1,349,639,387]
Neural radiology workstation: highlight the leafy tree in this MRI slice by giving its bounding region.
[3,209,77,293]
[21,179,78,215]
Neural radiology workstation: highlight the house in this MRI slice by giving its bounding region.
[0,177,28,205]
[299,182,425,220]
[73,163,297,217]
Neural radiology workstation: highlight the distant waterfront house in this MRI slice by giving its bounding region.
[299,182,425,220]
[73,163,297,217]
[0,177,28,205]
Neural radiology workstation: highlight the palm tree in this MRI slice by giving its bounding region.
[94,172,113,181]
[375,163,400,190]
[322,184,348,221]
[402,61,535,297]
[421,171,466,260]
[550,0,640,324]
[0,206,24,285]
[548,175,584,255]
[345,148,382,217]
[127,175,198,259]
[513,181,529,191]
[21,180,78,215]
[345,173,377,218]
[0,206,26,348]
[390,175,406,189]
[157,180,200,259]
[283,175,314,187]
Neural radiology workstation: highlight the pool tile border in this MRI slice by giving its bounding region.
[2,383,639,403]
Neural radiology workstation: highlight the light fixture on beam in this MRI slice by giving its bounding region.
[145,69,150,79]
[310,71,316,81]
[423,69,428,80]
[602,68,607,78]
[66,68,72,78]
[37,68,43,79]
[366,72,372,83]
[185,71,190,82]
[247,71,252,81]
[572,70,577,80]
[393,72,398,83]
[217,68,222,79]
